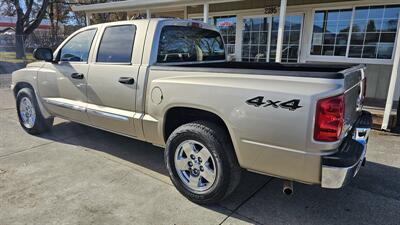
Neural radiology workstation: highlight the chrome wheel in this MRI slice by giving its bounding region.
[174,140,217,193]
[19,97,36,129]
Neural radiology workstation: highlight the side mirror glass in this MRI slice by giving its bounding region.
[33,48,53,62]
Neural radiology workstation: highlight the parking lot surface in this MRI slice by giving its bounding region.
[1,87,399,225]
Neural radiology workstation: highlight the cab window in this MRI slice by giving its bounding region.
[59,29,97,62]
[97,25,136,63]
[157,26,225,63]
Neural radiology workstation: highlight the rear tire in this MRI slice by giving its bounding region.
[16,88,54,135]
[165,121,241,204]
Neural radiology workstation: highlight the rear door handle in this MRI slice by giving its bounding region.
[118,77,135,85]
[71,73,84,79]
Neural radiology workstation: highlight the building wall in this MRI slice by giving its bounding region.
[187,0,352,14]
[187,0,400,102]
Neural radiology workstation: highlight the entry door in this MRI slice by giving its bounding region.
[241,14,303,62]
[38,29,97,124]
[86,24,139,136]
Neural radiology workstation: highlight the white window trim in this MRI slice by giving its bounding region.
[305,3,400,65]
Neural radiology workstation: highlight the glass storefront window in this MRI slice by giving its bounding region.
[311,9,352,56]
[349,5,400,59]
[242,17,269,62]
[311,4,400,60]
[242,15,303,63]
[214,16,237,55]
[270,15,302,62]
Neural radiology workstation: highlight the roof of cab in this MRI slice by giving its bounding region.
[84,18,217,31]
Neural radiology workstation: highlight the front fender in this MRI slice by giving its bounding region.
[12,62,51,118]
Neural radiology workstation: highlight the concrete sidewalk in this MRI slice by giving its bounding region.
[0,73,11,89]
[1,88,399,225]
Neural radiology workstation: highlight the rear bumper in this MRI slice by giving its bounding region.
[321,111,372,189]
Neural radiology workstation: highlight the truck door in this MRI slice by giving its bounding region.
[86,24,140,136]
[38,28,97,124]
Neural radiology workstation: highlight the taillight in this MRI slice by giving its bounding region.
[314,94,345,142]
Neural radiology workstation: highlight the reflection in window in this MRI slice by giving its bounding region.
[242,15,302,63]
[349,5,400,59]
[311,9,352,56]
[97,25,135,63]
[270,15,302,62]
[311,4,400,60]
[242,17,269,62]
[59,29,96,62]
[190,16,236,55]
[157,26,225,63]
[214,16,236,55]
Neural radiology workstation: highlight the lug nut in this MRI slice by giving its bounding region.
[188,161,193,167]
[190,154,195,160]
[200,166,204,172]
[198,157,202,163]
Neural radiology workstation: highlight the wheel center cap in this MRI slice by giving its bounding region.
[191,166,200,176]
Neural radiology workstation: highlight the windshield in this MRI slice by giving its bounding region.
[157,25,226,63]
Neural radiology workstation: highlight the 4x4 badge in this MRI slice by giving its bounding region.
[246,96,302,111]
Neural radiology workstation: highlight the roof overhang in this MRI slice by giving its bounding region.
[72,0,243,13]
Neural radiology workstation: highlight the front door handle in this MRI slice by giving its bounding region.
[71,73,84,79]
[118,77,135,85]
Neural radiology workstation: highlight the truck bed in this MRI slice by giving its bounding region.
[154,62,363,79]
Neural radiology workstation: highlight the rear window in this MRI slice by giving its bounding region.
[157,26,225,63]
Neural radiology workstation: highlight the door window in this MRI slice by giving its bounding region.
[97,25,136,63]
[270,15,302,62]
[214,16,237,55]
[242,17,269,62]
[242,15,303,63]
[59,29,97,62]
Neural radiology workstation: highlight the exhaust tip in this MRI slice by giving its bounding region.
[282,180,293,196]
[283,187,293,195]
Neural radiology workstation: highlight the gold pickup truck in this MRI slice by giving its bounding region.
[11,19,371,204]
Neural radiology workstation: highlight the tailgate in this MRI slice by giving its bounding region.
[341,64,366,135]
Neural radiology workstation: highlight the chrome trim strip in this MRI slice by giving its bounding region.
[87,108,129,121]
[44,99,85,112]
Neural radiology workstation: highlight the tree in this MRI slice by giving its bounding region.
[0,0,49,58]
[48,0,71,47]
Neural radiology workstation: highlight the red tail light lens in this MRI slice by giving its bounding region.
[314,94,345,142]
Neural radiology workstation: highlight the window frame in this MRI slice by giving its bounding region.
[56,28,98,64]
[307,3,400,64]
[95,24,137,65]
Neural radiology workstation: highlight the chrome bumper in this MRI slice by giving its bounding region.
[321,111,372,189]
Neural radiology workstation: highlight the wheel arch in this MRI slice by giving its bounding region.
[13,81,52,119]
[162,106,241,166]
[163,106,231,141]
[13,82,34,98]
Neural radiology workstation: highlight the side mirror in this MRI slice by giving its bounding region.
[33,48,53,62]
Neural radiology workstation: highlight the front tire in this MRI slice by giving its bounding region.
[165,121,241,204]
[16,88,53,135]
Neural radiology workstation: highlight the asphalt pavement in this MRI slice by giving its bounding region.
[1,88,399,225]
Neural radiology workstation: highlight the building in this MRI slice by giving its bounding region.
[0,16,61,34]
[72,0,400,129]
